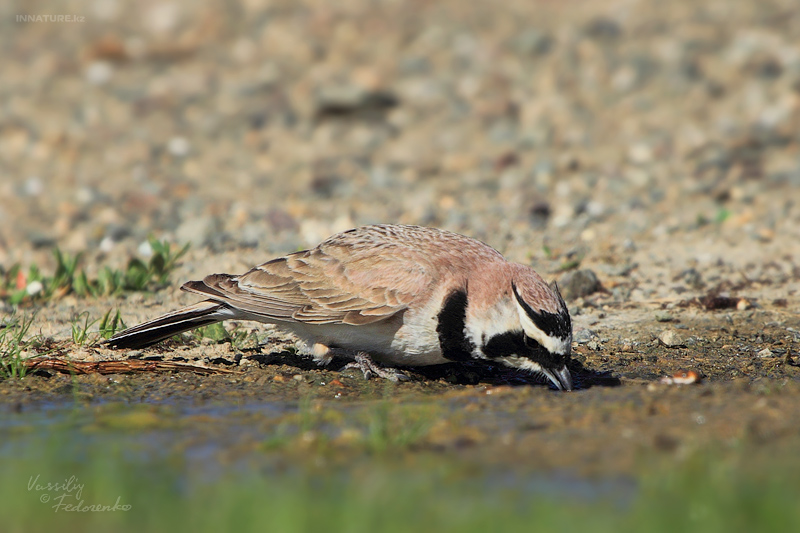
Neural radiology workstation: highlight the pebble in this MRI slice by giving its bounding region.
[175,216,218,246]
[137,240,154,257]
[655,312,674,323]
[598,263,636,277]
[514,29,552,56]
[23,177,44,197]
[99,236,115,253]
[528,201,551,229]
[584,17,622,40]
[560,270,601,301]
[675,268,704,289]
[85,61,113,85]
[756,348,774,358]
[658,330,684,348]
[313,86,399,120]
[573,329,597,344]
[628,143,653,164]
[168,137,191,157]
[26,280,43,296]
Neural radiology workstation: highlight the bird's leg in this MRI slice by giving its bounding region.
[313,345,409,382]
[341,352,410,382]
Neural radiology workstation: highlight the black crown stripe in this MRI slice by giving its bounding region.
[512,282,572,341]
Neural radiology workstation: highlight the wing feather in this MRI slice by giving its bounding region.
[181,241,435,325]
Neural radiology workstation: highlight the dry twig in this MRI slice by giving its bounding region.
[23,357,233,375]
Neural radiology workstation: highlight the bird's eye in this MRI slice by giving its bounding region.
[523,335,547,354]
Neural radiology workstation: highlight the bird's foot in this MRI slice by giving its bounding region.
[342,352,410,382]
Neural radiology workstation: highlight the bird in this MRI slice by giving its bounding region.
[106,224,573,390]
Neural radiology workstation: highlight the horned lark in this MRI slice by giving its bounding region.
[107,224,573,390]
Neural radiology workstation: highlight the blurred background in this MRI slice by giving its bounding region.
[1,0,798,271]
[2,2,800,532]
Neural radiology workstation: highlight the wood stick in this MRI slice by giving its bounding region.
[23,357,234,375]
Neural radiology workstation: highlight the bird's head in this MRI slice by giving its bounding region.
[507,278,573,390]
[468,265,573,391]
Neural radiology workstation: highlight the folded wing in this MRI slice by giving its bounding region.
[181,241,433,326]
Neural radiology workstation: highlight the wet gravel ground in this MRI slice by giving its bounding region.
[2,0,800,477]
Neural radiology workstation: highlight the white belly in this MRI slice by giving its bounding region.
[282,306,449,367]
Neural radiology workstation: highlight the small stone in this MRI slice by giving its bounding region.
[757,348,774,358]
[23,176,44,197]
[736,299,752,311]
[99,236,115,253]
[168,137,190,157]
[137,240,153,257]
[175,216,218,246]
[573,329,597,344]
[756,228,774,242]
[86,34,128,62]
[658,329,684,347]
[560,269,601,300]
[266,208,298,232]
[75,186,96,205]
[239,223,265,248]
[26,280,43,296]
[628,143,653,164]
[85,61,113,85]
[514,29,552,55]
[309,174,343,198]
[528,201,551,229]
[655,312,674,322]
[314,86,398,121]
[599,263,635,277]
[584,17,622,40]
[674,268,704,289]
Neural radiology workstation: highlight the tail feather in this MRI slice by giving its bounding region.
[105,300,236,349]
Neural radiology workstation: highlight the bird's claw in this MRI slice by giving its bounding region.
[342,352,410,382]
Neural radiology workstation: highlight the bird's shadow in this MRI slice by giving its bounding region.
[388,359,620,390]
[566,359,621,390]
[246,351,620,391]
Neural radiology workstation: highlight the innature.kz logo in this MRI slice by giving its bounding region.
[17,14,86,22]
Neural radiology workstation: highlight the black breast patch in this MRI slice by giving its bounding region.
[436,289,474,362]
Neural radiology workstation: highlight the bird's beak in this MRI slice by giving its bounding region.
[542,365,573,391]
